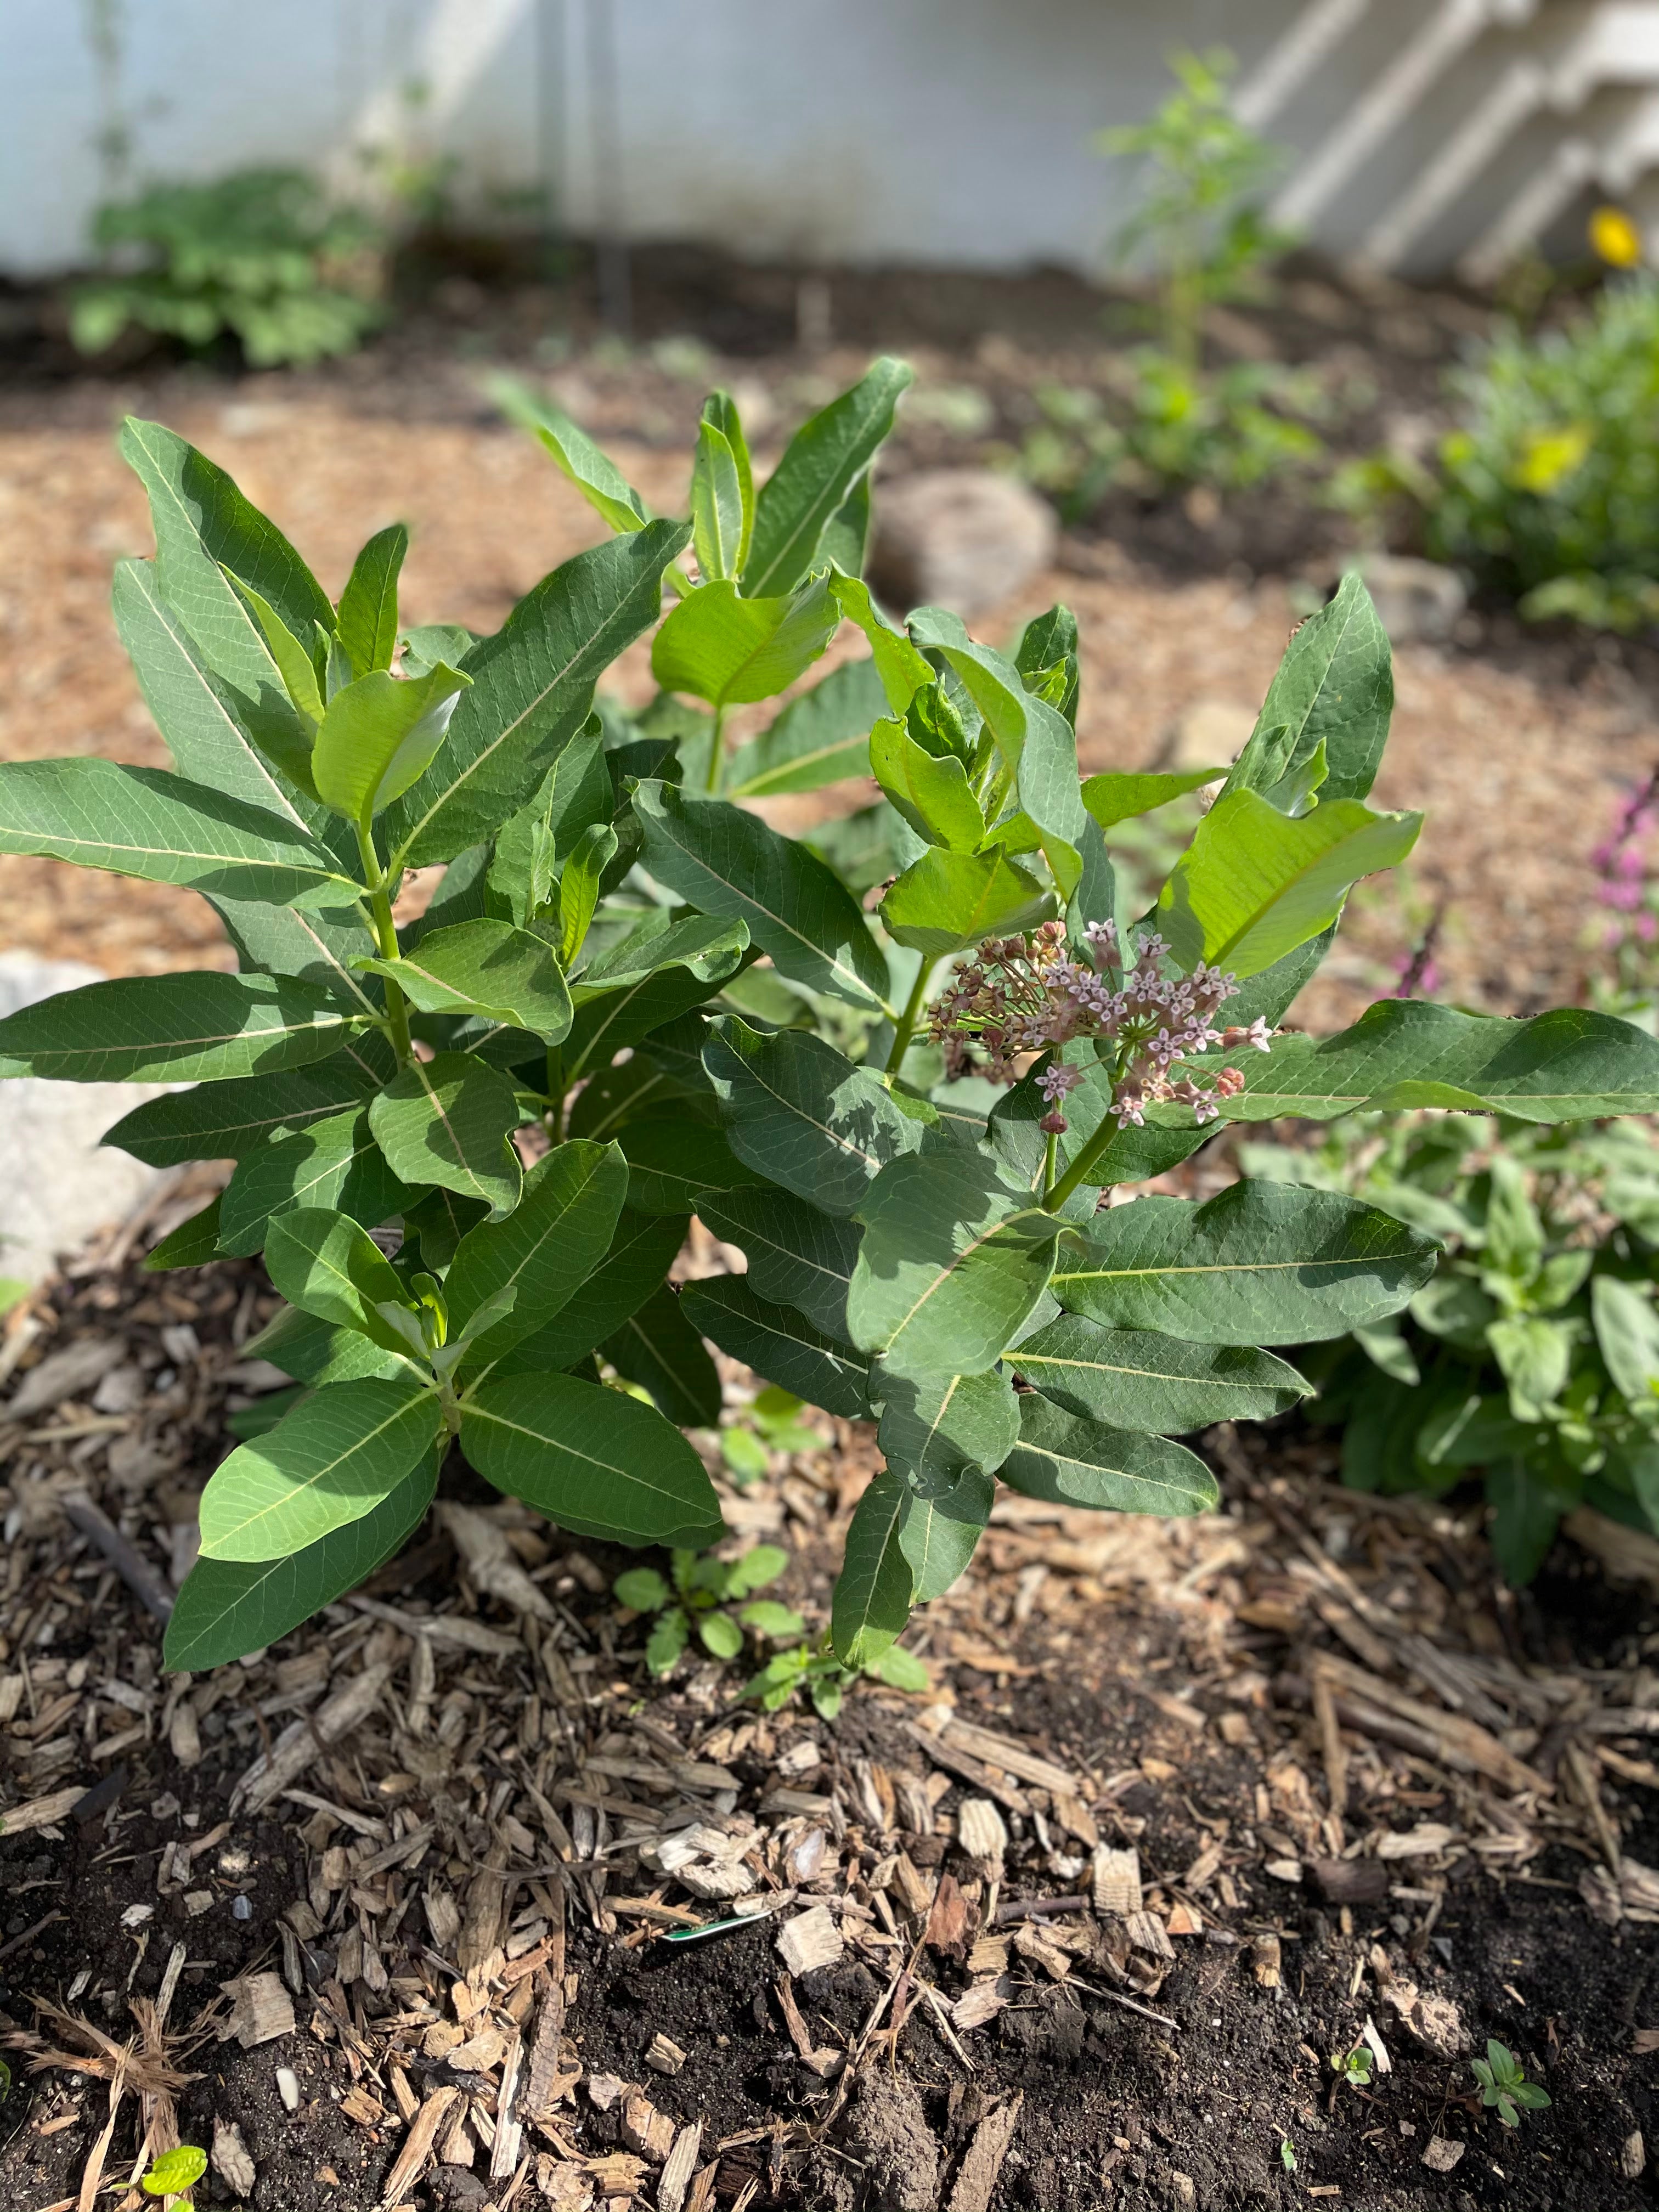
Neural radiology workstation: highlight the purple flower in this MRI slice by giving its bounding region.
[1038,1062,1084,1104]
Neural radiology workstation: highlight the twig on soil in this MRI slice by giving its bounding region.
[57,1494,173,1626]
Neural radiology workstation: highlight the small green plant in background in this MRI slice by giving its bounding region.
[1246,1111,1659,1582]
[69,170,386,368]
[615,1544,804,1674]
[745,1633,929,1720]
[142,2145,208,2207]
[1471,2039,1551,2128]
[1331,2043,1374,2091]
[720,1385,826,1483]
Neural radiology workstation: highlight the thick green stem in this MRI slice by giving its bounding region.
[356,816,413,1069]
[1043,1043,1132,1212]
[885,957,936,1076]
[1042,1130,1059,1202]
[705,702,727,794]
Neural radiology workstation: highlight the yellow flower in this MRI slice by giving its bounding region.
[1513,423,1593,493]
[1589,205,1644,269]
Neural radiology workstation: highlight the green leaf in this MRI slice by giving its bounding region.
[563,932,750,1084]
[739,1598,806,1639]
[104,1042,389,1165]
[696,1186,861,1335]
[819,469,872,578]
[566,1052,700,1142]
[831,1466,915,1666]
[224,569,325,725]
[557,820,617,967]
[616,1120,761,1215]
[143,2146,208,2197]
[896,1463,995,1601]
[0,759,358,907]
[1052,1182,1440,1345]
[646,1609,692,1673]
[1487,1458,1562,1585]
[616,1566,670,1611]
[634,781,888,1010]
[848,1149,1064,1383]
[447,1139,628,1368]
[489,376,651,533]
[691,415,746,582]
[263,1203,411,1335]
[358,918,572,1042]
[744,358,914,597]
[1592,1276,1659,1411]
[1001,1395,1220,1515]
[603,1283,724,1426]
[336,522,408,679]
[369,1052,523,1215]
[460,1372,725,1547]
[1080,767,1227,831]
[312,663,472,821]
[144,1195,224,1272]
[212,893,381,1008]
[882,848,1054,959]
[681,1277,872,1418]
[382,522,689,869]
[1013,1312,1310,1432]
[487,1208,686,1375]
[652,575,838,710]
[1216,1001,1659,1124]
[874,1363,1020,1481]
[1158,787,1422,980]
[702,391,755,566]
[704,1018,921,1214]
[725,658,888,798]
[164,1458,436,1670]
[199,1373,442,1561]
[1014,604,1080,725]
[868,716,984,851]
[488,727,613,926]
[575,910,751,997]
[699,1610,744,1659]
[217,1107,414,1258]
[827,572,935,713]
[1222,572,1393,808]
[243,1300,407,1387]
[404,1187,490,1272]
[1488,1314,1575,1423]
[0,970,362,1084]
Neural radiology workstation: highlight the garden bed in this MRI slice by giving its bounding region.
[2,1221,1657,2211]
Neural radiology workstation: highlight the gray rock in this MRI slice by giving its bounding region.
[1157,697,1256,777]
[1348,554,1468,645]
[869,467,1057,619]
[0,953,169,1287]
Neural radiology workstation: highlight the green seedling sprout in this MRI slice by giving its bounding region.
[615,1543,805,1675]
[1471,2038,1551,2128]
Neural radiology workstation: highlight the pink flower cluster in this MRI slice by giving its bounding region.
[929,916,1271,1132]
[1593,774,1659,947]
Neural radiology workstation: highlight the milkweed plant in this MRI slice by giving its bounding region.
[4,360,1659,1675]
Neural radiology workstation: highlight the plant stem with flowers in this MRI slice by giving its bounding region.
[1590,768,1659,1022]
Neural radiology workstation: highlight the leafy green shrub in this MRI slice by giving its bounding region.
[69,170,385,368]
[615,1543,804,1674]
[2,366,1657,1679]
[1245,1111,1659,1581]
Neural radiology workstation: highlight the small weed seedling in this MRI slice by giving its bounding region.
[1471,2039,1551,2128]
[719,1386,824,1484]
[744,1634,929,1720]
[1278,2137,1297,2174]
[1332,2043,1374,2091]
[615,1544,804,1674]
[142,2145,208,2208]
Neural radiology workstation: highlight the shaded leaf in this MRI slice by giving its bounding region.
[1000,1395,1218,1515]
[217,1106,413,1257]
[0,970,362,1084]
[681,1276,871,1418]
[874,1363,1019,1481]
[704,1017,921,1214]
[447,1139,629,1369]
[104,1042,388,1165]
[487,1208,686,1374]
[897,1463,995,1602]
[830,1467,914,1666]
[368,1052,523,1215]
[1012,1311,1310,1432]
[602,1283,724,1426]
[726,658,888,798]
[617,1119,760,1214]
[358,917,572,1042]
[696,1184,861,1335]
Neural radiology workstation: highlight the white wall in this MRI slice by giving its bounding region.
[0,0,1531,280]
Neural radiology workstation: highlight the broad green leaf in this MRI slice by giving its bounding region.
[696,1186,861,1335]
[988,1061,1213,1209]
[402,623,477,677]
[489,375,650,532]
[358,918,572,1042]
[575,910,751,997]
[827,571,935,713]
[144,1195,224,1271]
[1001,1395,1220,1515]
[488,726,612,926]
[1222,571,1393,808]
[896,1463,995,1602]
[1158,787,1422,979]
[562,929,749,1082]
[336,522,408,679]
[447,1139,628,1367]
[691,416,746,581]
[120,417,332,781]
[0,970,362,1084]
[312,663,471,821]
[404,1186,490,1271]
[212,894,381,1011]
[1216,1001,1659,1124]
[701,390,755,568]
[1014,604,1080,726]
[699,1610,744,1659]
[616,1566,671,1612]
[617,1119,762,1214]
[487,1207,686,1375]
[1052,1181,1441,1345]
[704,1018,921,1215]
[199,1373,441,1561]
[1488,1314,1575,1423]
[143,2146,208,2198]
[243,1300,407,1387]
[567,1052,704,1142]
[164,1458,435,1669]
[882,848,1053,959]
[744,358,914,597]
[104,1042,389,1165]
[725,658,888,798]
[635,781,890,1011]
[223,569,325,724]
[831,1467,914,1664]
[369,1052,523,1215]
[848,1149,1064,1383]
[681,1277,872,1418]
[217,1106,413,1257]
[1012,1312,1310,1433]
[1081,767,1227,830]
[1592,1276,1659,1412]
[0,759,358,906]
[558,821,617,967]
[874,1363,1020,1480]
[652,576,838,709]
[602,1283,723,1426]
[383,522,690,870]
[460,1372,725,1547]
[1487,1458,1565,1585]
[868,716,984,851]
[112,556,326,831]
[263,1206,414,1350]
